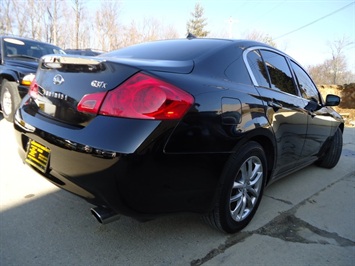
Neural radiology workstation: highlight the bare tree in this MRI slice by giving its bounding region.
[141,18,178,42]
[120,18,178,48]
[308,57,354,84]
[27,0,48,40]
[308,60,332,84]
[244,30,276,47]
[0,0,13,34]
[327,36,353,84]
[1,0,177,51]
[72,0,85,49]
[47,0,60,45]
[308,36,354,84]
[121,21,141,48]
[142,18,160,41]
[163,25,179,40]
[95,1,122,51]
[11,0,28,36]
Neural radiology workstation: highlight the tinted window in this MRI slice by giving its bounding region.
[102,39,230,61]
[291,61,320,102]
[246,49,270,87]
[4,38,63,58]
[260,50,297,95]
[225,59,253,85]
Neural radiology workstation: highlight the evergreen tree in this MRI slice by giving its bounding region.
[186,3,209,37]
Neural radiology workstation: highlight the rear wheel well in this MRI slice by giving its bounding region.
[249,135,275,185]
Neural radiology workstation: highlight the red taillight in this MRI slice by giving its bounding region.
[29,79,38,98]
[79,73,194,120]
[77,91,107,114]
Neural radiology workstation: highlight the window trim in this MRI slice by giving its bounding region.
[243,46,303,97]
[289,59,324,105]
[244,48,271,88]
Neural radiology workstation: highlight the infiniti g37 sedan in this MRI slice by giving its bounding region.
[14,38,344,233]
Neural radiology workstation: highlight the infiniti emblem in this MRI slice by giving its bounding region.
[53,74,64,85]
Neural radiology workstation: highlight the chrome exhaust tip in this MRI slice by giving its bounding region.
[90,207,120,224]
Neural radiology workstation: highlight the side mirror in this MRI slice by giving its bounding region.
[325,94,340,107]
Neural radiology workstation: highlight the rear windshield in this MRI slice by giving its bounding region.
[102,39,230,61]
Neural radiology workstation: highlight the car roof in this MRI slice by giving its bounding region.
[102,38,275,61]
[1,35,47,44]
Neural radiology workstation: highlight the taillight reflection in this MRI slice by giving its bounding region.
[77,92,107,114]
[29,79,38,99]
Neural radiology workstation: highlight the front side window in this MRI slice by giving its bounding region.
[260,50,297,95]
[290,60,320,102]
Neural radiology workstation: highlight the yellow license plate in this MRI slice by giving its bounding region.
[25,140,50,173]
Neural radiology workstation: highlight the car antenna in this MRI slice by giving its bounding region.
[186,32,197,39]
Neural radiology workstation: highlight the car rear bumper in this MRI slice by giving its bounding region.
[14,107,223,218]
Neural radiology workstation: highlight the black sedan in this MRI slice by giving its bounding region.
[14,38,344,233]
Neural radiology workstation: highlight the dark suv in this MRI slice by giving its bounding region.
[64,48,103,56]
[0,36,64,121]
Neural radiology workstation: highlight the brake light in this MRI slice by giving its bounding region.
[29,78,38,98]
[84,73,193,120]
[77,92,107,114]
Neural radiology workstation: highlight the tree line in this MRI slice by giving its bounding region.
[0,0,179,51]
[1,1,353,84]
[307,36,354,85]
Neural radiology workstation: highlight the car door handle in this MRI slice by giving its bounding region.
[268,100,283,111]
[307,110,316,118]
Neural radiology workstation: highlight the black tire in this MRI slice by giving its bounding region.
[316,128,343,169]
[204,141,267,233]
[1,79,21,122]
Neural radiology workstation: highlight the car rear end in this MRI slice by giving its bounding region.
[14,39,257,220]
[14,54,197,216]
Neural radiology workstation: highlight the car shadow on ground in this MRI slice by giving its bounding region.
[1,157,354,266]
[0,187,225,265]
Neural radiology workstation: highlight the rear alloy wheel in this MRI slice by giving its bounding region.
[316,128,343,169]
[1,79,21,122]
[205,141,267,233]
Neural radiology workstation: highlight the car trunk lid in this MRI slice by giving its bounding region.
[31,55,138,127]
[30,55,194,127]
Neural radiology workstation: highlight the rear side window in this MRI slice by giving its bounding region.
[260,50,297,96]
[290,60,320,102]
[246,50,270,88]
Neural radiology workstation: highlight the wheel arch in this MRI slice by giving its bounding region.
[205,133,273,233]
[250,134,275,185]
[231,127,276,186]
[0,72,18,86]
